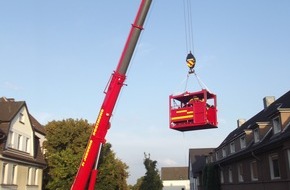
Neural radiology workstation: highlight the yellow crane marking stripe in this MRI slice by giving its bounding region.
[176,110,187,113]
[171,115,193,121]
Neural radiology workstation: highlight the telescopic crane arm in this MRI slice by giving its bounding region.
[70,0,152,189]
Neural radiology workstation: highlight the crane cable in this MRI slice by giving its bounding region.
[183,0,197,76]
[182,0,211,93]
[184,72,211,92]
[183,0,196,91]
[183,0,194,53]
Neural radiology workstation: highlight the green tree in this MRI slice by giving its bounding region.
[96,143,129,190]
[139,153,163,190]
[131,176,144,190]
[43,119,91,190]
[43,118,129,190]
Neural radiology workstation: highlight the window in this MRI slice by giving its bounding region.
[8,131,14,148]
[254,128,260,143]
[273,116,281,134]
[12,165,17,184]
[228,167,233,183]
[8,132,30,152]
[2,163,8,184]
[220,170,224,184]
[216,152,219,161]
[19,112,25,123]
[230,142,235,154]
[250,161,258,180]
[269,154,280,179]
[222,147,226,158]
[240,136,246,149]
[2,163,17,185]
[17,134,22,150]
[28,167,38,185]
[196,176,200,186]
[238,163,244,182]
[25,137,30,152]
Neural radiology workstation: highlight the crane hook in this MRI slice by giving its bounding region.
[186,51,196,74]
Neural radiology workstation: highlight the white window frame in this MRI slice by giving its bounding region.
[17,134,22,151]
[254,128,260,143]
[250,160,258,181]
[269,154,281,180]
[238,163,244,182]
[230,142,235,154]
[8,131,30,153]
[220,170,224,184]
[250,160,259,181]
[196,176,200,186]
[12,164,17,184]
[228,167,233,183]
[2,163,8,184]
[19,112,25,123]
[2,163,17,185]
[8,131,14,148]
[25,137,30,153]
[215,152,219,161]
[240,136,246,149]
[222,147,226,158]
[272,116,281,134]
[27,167,38,185]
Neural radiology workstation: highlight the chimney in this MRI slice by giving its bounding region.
[0,97,15,102]
[237,119,246,128]
[263,96,275,109]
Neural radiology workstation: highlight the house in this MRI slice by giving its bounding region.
[0,97,47,190]
[188,148,214,190]
[161,166,190,190]
[208,90,290,190]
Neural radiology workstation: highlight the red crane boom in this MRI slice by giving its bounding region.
[70,0,152,189]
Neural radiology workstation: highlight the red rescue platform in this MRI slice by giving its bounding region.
[169,89,218,132]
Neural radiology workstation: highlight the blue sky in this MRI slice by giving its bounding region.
[1,0,289,185]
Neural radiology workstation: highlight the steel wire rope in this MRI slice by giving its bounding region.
[181,0,197,167]
[193,71,212,93]
[183,0,195,54]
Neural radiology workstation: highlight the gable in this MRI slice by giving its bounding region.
[6,104,35,156]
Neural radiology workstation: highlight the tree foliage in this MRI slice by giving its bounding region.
[43,118,129,190]
[43,119,91,190]
[202,164,220,190]
[96,143,129,190]
[131,176,144,190]
[139,153,163,190]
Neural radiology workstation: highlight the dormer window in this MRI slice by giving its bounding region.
[272,116,281,134]
[254,128,260,143]
[216,152,219,161]
[230,142,235,154]
[222,147,226,157]
[240,136,246,149]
